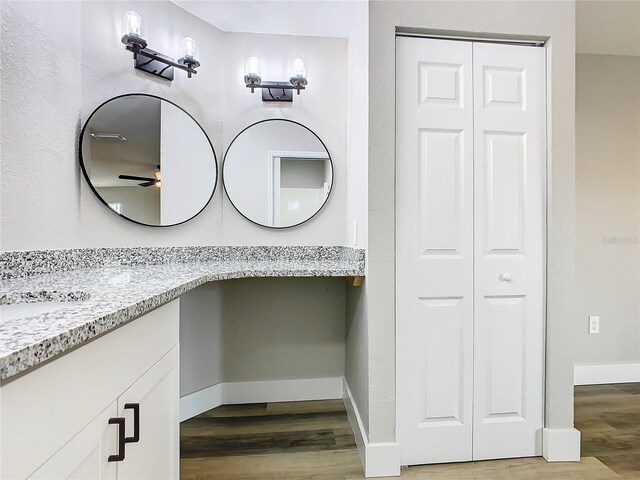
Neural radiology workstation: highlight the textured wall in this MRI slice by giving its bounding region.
[577,0,640,56]
[180,282,225,396]
[180,278,346,396]
[343,0,370,437]
[575,54,640,366]
[0,1,348,250]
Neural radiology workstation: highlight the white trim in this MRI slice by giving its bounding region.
[344,380,401,477]
[542,428,581,462]
[574,363,640,385]
[268,150,331,161]
[180,383,223,422]
[267,150,330,226]
[395,31,545,47]
[180,377,344,422]
[343,380,367,467]
[224,377,343,404]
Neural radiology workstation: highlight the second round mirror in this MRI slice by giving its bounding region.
[223,119,333,228]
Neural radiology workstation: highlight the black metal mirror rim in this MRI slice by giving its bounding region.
[78,93,218,227]
[221,118,334,229]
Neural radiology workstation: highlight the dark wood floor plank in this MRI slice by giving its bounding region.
[195,403,268,418]
[266,399,347,415]
[181,411,351,438]
[181,429,339,458]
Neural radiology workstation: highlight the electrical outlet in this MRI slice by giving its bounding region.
[353,221,358,246]
[589,316,600,334]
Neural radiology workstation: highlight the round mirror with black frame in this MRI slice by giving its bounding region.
[79,93,218,227]
[223,119,333,229]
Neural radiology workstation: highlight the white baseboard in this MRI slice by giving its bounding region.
[343,381,401,477]
[180,383,223,422]
[180,377,344,422]
[343,380,368,469]
[543,428,581,461]
[574,363,640,385]
[224,377,344,404]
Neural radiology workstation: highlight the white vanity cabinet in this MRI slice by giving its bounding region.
[28,402,118,480]
[0,301,180,480]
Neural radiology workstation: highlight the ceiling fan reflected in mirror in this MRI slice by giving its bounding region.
[118,165,162,187]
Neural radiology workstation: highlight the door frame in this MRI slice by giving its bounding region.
[266,150,330,226]
[394,32,549,463]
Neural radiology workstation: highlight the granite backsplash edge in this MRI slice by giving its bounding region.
[0,246,366,280]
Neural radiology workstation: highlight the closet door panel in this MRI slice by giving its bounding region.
[472,42,545,461]
[396,36,474,466]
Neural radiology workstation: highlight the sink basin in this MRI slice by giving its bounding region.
[0,291,90,322]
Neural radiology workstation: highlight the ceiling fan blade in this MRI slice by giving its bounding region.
[119,174,155,182]
[138,181,155,187]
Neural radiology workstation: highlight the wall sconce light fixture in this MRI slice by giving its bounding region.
[244,56,308,102]
[120,11,200,81]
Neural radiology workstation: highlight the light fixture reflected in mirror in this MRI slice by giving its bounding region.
[243,56,308,102]
[120,11,201,81]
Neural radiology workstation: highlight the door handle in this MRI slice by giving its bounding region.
[124,403,140,444]
[499,272,512,282]
[108,417,126,462]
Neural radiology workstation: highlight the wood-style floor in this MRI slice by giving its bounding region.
[181,384,640,479]
[575,383,640,479]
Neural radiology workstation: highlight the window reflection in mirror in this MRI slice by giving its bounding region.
[223,119,333,228]
[80,94,218,227]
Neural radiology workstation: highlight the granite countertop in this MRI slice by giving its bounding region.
[0,247,365,381]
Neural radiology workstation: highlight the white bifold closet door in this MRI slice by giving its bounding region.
[396,36,545,466]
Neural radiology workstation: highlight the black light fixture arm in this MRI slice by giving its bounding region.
[245,81,306,95]
[124,44,200,78]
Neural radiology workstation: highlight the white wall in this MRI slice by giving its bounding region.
[575,54,640,366]
[1,0,224,249]
[160,101,216,225]
[180,278,346,397]
[365,1,576,447]
[346,1,369,250]
[0,1,348,250]
[344,0,370,437]
[220,31,347,244]
[180,282,224,396]
[99,186,160,224]
[576,0,640,56]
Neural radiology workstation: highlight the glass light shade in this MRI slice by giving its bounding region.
[246,56,261,76]
[183,37,197,58]
[123,11,142,37]
[291,57,306,78]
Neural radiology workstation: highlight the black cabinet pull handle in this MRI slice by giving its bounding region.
[124,403,140,443]
[108,417,126,462]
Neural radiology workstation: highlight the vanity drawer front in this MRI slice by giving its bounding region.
[1,300,179,480]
